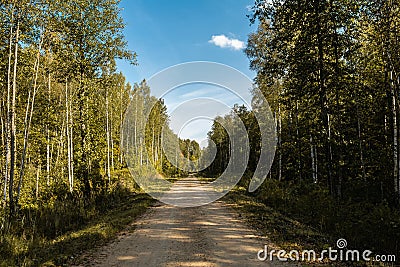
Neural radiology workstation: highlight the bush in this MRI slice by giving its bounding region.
[254,179,400,258]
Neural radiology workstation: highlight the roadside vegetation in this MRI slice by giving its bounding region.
[0,170,154,266]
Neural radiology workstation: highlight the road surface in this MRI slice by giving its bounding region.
[75,178,295,266]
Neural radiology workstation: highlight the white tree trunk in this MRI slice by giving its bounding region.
[105,86,111,186]
[65,80,74,192]
[16,30,43,205]
[392,71,399,198]
[278,106,282,181]
[0,101,5,192]
[356,103,366,181]
[35,163,41,200]
[119,83,124,164]
[110,123,114,170]
[46,73,51,185]
[55,119,65,170]
[310,135,316,183]
[9,18,20,212]
[4,3,15,205]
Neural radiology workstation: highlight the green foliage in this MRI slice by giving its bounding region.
[202,104,259,177]
[0,1,158,265]
[202,0,400,260]
[127,80,200,178]
[224,186,329,254]
[252,179,400,257]
[0,170,154,266]
[0,0,135,211]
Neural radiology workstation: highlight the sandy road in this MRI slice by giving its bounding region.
[76,178,295,267]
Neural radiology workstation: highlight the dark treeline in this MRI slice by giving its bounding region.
[204,0,400,257]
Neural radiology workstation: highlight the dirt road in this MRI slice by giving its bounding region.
[77,178,294,266]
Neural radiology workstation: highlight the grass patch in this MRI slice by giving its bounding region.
[223,186,397,266]
[197,177,214,183]
[38,193,153,267]
[164,177,181,183]
[223,186,343,266]
[1,184,155,266]
[223,186,329,252]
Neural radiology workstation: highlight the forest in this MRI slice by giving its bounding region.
[1,0,400,266]
[204,0,400,259]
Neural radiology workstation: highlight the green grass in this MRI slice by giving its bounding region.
[0,189,155,267]
[197,177,215,183]
[223,186,395,266]
[223,186,329,251]
[44,193,153,267]
[164,177,181,183]
[223,186,341,266]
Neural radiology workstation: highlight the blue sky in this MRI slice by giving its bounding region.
[117,0,257,144]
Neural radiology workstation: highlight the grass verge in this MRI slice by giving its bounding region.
[1,191,155,267]
[223,186,338,266]
[223,186,397,266]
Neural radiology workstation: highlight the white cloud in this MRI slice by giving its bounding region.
[208,34,245,50]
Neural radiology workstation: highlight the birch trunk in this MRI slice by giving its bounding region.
[119,83,124,164]
[4,3,14,205]
[392,71,399,198]
[35,164,41,200]
[9,18,20,213]
[328,113,334,193]
[16,30,42,205]
[278,106,282,181]
[356,99,366,181]
[110,125,114,170]
[65,80,74,192]
[46,73,51,185]
[105,86,111,186]
[1,102,5,206]
[55,119,65,170]
[295,101,302,181]
[310,135,317,183]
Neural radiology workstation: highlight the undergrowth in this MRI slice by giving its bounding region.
[0,169,155,267]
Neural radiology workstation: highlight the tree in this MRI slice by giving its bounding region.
[50,0,135,198]
[246,0,360,197]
